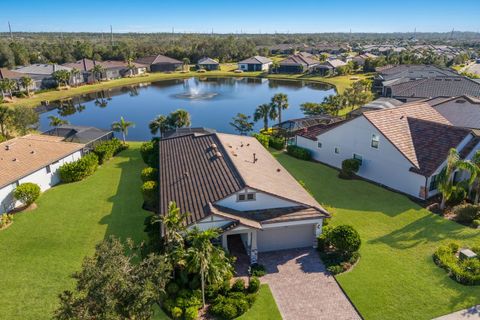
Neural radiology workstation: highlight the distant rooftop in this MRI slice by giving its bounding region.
[42,125,113,145]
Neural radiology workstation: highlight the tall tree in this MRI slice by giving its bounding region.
[11,105,39,135]
[0,105,12,137]
[48,115,69,127]
[54,237,171,320]
[230,113,254,135]
[253,103,277,131]
[460,151,480,205]
[271,93,289,125]
[19,76,33,96]
[111,116,135,144]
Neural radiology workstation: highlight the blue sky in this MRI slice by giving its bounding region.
[1,0,479,33]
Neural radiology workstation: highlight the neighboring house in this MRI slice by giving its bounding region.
[14,64,76,90]
[278,53,319,73]
[135,54,182,72]
[295,101,480,200]
[347,97,404,118]
[158,132,329,263]
[162,127,216,139]
[197,57,220,71]
[464,63,480,76]
[238,56,272,72]
[273,115,343,140]
[386,76,480,102]
[63,58,147,83]
[42,125,114,149]
[374,64,460,95]
[0,68,26,95]
[426,95,480,130]
[0,134,85,213]
[315,59,347,76]
[352,53,378,66]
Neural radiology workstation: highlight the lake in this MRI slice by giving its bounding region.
[38,77,336,141]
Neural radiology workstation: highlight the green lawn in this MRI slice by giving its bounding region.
[0,143,150,319]
[273,151,480,320]
[238,284,282,320]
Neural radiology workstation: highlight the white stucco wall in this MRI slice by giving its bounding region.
[215,187,299,211]
[0,150,82,213]
[238,62,271,71]
[296,116,427,199]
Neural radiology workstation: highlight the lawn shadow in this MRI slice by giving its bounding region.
[369,213,479,249]
[98,146,149,244]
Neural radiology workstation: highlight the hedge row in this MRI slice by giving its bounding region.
[286,145,311,160]
[92,138,127,164]
[59,153,99,183]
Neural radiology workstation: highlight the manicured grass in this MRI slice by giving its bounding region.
[7,67,369,108]
[0,143,149,319]
[273,151,480,320]
[237,285,282,320]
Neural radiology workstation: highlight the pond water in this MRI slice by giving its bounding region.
[38,77,336,141]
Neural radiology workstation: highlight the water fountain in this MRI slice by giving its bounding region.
[172,86,219,100]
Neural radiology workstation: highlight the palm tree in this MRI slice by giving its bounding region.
[70,68,81,86]
[168,109,191,128]
[126,58,136,77]
[437,148,474,210]
[182,58,190,72]
[271,93,289,125]
[253,103,277,131]
[111,116,135,144]
[186,227,219,308]
[48,115,69,127]
[52,70,71,88]
[461,151,480,204]
[0,79,16,99]
[19,76,33,96]
[149,114,170,137]
[0,105,12,137]
[92,64,105,82]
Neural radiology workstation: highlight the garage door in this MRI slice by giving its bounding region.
[257,224,314,252]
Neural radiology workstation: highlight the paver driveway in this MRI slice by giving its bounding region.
[258,248,361,320]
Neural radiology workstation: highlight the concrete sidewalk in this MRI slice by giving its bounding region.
[433,305,480,320]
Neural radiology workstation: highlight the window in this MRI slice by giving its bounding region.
[46,165,51,174]
[317,142,322,149]
[429,175,438,191]
[353,153,363,165]
[371,134,380,149]
[334,147,340,154]
[237,191,256,202]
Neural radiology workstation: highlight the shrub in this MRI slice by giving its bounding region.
[231,278,245,292]
[447,185,468,207]
[247,276,260,293]
[0,214,14,229]
[184,306,198,320]
[252,133,269,148]
[171,306,182,319]
[141,167,158,182]
[433,243,480,285]
[245,293,257,307]
[92,138,125,164]
[327,265,344,275]
[59,153,99,183]
[140,140,159,168]
[141,181,158,208]
[13,182,41,206]
[453,203,480,223]
[340,159,360,179]
[249,263,266,277]
[286,145,311,160]
[221,303,238,320]
[162,299,174,316]
[269,136,284,150]
[329,225,361,255]
[166,282,179,296]
[472,219,480,228]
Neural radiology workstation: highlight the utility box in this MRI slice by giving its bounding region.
[459,249,477,261]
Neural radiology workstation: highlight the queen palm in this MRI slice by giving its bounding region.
[253,103,277,131]
[91,64,104,82]
[111,116,135,144]
[149,114,170,137]
[48,115,69,127]
[19,76,33,96]
[126,58,136,77]
[271,93,289,125]
[186,227,219,308]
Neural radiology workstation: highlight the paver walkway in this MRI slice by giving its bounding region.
[258,248,361,320]
[433,306,480,320]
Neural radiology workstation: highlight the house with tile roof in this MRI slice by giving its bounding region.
[63,58,147,83]
[0,134,85,213]
[135,54,182,72]
[158,132,329,263]
[315,59,348,76]
[238,56,272,72]
[295,101,480,199]
[386,76,480,102]
[426,95,480,130]
[14,64,77,90]
[197,57,220,71]
[278,53,319,73]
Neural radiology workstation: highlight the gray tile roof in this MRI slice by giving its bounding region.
[238,56,272,65]
[42,125,112,145]
[197,57,219,65]
[390,76,480,99]
[14,64,72,75]
[279,54,318,67]
[135,54,182,66]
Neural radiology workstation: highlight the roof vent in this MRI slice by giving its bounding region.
[30,150,35,154]
[4,145,10,151]
[210,143,217,149]
[184,171,189,178]
[456,99,466,103]
[12,158,17,162]
[215,151,222,158]
[277,168,281,172]
[253,153,258,163]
